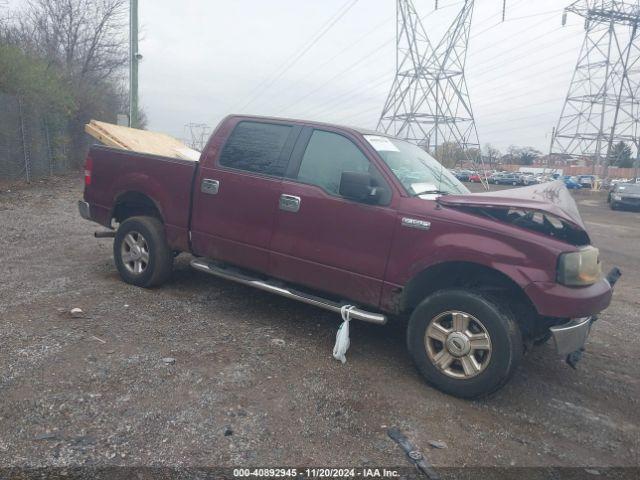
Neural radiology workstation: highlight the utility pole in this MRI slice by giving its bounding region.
[129,0,139,129]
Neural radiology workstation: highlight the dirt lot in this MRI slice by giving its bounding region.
[0,175,638,473]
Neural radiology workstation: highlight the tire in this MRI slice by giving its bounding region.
[512,181,517,186]
[610,202,617,210]
[113,216,173,288]
[407,289,523,399]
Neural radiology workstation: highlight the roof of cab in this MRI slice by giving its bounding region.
[225,114,389,138]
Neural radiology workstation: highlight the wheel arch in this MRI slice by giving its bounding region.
[401,261,539,337]
[112,191,164,224]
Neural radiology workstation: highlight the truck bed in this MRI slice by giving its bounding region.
[84,145,198,251]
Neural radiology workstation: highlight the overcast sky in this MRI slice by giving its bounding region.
[10,0,588,153]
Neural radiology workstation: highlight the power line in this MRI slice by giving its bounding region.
[260,0,465,109]
[278,1,464,115]
[469,25,573,72]
[234,0,360,113]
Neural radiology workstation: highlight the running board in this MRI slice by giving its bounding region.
[190,259,387,325]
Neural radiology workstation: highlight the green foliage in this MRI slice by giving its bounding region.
[0,43,75,117]
[610,141,634,168]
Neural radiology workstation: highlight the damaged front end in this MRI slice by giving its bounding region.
[438,180,622,367]
[437,180,590,245]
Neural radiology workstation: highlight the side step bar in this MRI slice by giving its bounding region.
[190,259,387,325]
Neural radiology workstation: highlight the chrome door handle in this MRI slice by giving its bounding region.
[201,178,220,195]
[279,194,301,213]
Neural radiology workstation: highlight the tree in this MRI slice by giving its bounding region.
[0,43,74,114]
[483,143,501,169]
[507,145,542,166]
[5,0,128,85]
[1,0,134,165]
[609,141,634,168]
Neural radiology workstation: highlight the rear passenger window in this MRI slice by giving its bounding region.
[219,121,292,176]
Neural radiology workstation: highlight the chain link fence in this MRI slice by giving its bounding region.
[0,92,71,182]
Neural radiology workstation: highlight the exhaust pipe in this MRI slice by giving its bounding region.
[94,230,116,238]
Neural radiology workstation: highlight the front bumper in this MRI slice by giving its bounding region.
[615,197,640,208]
[547,268,621,366]
[550,316,594,356]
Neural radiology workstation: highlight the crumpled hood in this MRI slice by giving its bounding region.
[438,180,586,230]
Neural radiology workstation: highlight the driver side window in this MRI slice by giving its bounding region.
[297,130,370,196]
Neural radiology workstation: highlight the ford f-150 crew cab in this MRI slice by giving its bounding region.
[79,115,620,398]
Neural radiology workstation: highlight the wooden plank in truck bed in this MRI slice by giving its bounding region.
[84,120,200,161]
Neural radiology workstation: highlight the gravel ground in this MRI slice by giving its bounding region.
[0,175,638,473]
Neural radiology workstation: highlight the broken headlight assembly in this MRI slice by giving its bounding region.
[557,246,602,286]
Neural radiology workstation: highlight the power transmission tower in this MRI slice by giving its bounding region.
[377,0,481,167]
[553,1,640,175]
[184,123,211,151]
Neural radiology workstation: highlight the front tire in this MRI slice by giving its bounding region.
[407,290,523,399]
[114,216,173,287]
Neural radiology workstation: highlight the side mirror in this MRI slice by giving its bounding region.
[339,171,379,203]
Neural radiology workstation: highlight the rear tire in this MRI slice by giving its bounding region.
[407,289,523,399]
[114,216,173,288]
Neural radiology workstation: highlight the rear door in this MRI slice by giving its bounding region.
[190,119,300,273]
[269,127,398,308]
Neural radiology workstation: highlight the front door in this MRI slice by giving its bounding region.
[190,119,300,273]
[269,128,397,308]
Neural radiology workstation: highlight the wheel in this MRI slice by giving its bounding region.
[113,216,173,287]
[407,290,523,399]
[512,181,517,186]
[610,202,617,210]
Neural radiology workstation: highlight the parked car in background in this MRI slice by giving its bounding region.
[521,174,539,186]
[455,170,472,182]
[563,176,582,189]
[610,183,640,210]
[488,172,504,184]
[469,173,482,183]
[578,175,597,189]
[495,173,523,186]
[535,174,552,184]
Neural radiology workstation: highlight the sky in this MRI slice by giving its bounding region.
[8,0,588,154]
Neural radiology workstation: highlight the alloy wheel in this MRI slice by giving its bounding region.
[121,231,150,275]
[424,310,492,379]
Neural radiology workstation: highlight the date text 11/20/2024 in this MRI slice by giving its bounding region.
[233,468,401,478]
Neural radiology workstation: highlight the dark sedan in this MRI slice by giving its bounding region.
[610,183,640,210]
[495,173,523,186]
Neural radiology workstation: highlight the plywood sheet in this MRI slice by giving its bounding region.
[85,120,200,161]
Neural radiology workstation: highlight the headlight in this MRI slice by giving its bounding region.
[613,194,622,201]
[557,246,602,286]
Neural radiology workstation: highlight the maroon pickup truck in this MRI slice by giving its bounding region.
[79,115,620,398]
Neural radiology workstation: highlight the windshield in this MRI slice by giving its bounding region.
[364,135,470,196]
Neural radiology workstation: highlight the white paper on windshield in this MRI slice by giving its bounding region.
[365,135,400,152]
